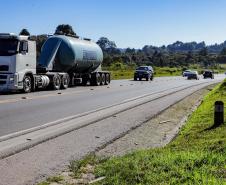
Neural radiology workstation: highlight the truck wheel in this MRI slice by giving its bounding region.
[91,73,101,86]
[134,77,137,81]
[105,73,110,85]
[146,77,149,81]
[150,76,153,81]
[96,73,101,86]
[100,73,106,85]
[82,78,88,86]
[61,74,70,89]
[23,76,32,93]
[52,74,61,90]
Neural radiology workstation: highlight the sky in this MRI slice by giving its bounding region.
[1,0,226,48]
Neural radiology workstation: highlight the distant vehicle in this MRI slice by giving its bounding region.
[134,66,154,81]
[182,70,192,77]
[0,33,110,93]
[187,71,199,80]
[203,70,214,79]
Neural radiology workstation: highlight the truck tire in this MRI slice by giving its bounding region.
[105,73,110,85]
[91,72,101,86]
[61,74,70,89]
[82,78,88,86]
[150,75,153,81]
[52,74,61,90]
[96,73,101,86]
[146,77,149,81]
[100,73,105,85]
[22,75,32,93]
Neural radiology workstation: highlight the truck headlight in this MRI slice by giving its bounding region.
[9,74,18,85]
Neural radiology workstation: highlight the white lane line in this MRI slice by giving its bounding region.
[0,80,213,143]
[0,80,219,159]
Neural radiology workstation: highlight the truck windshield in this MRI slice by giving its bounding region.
[0,39,18,56]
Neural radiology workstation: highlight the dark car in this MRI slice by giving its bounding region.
[182,70,192,77]
[203,70,214,79]
[187,71,199,80]
[134,66,154,81]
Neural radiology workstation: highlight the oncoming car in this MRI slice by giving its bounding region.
[187,71,199,80]
[182,70,192,77]
[134,66,154,81]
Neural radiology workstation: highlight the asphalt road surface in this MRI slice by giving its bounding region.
[0,75,224,137]
[0,75,225,185]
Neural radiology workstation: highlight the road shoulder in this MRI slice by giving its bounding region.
[96,84,215,157]
[37,84,216,185]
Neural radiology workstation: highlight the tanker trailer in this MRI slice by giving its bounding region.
[37,35,110,88]
[0,33,110,93]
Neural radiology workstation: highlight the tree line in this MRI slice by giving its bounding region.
[18,25,226,69]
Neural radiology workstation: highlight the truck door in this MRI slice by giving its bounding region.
[16,40,35,83]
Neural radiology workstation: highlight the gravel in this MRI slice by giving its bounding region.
[97,85,214,157]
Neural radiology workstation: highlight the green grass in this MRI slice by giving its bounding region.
[107,67,224,80]
[89,80,226,184]
[154,67,182,77]
[69,154,106,178]
[37,176,64,185]
[108,67,183,80]
[103,63,226,80]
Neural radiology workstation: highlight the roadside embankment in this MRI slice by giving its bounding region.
[37,81,226,185]
[93,80,226,184]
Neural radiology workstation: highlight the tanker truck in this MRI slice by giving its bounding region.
[0,33,110,93]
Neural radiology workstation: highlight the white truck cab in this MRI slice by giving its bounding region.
[0,33,36,92]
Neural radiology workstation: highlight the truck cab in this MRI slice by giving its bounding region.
[0,33,36,92]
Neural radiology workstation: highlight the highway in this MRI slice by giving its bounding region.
[0,75,225,185]
[0,75,224,137]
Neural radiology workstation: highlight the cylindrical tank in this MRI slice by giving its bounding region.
[38,35,103,73]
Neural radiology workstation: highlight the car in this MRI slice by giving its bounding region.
[134,66,154,81]
[187,71,199,80]
[182,70,192,77]
[203,70,214,79]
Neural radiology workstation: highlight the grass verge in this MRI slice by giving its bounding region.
[89,80,226,184]
[109,67,183,80]
[37,176,64,185]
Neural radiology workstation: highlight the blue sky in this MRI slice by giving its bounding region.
[1,0,226,48]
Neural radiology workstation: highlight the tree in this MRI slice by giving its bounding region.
[54,24,76,36]
[96,37,116,52]
[125,48,136,54]
[19,29,30,36]
[36,34,48,59]
[199,47,208,56]
[220,47,226,55]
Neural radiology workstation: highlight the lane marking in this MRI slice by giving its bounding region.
[0,80,173,104]
[0,80,217,143]
[0,81,140,104]
[0,80,220,159]
[0,88,99,104]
